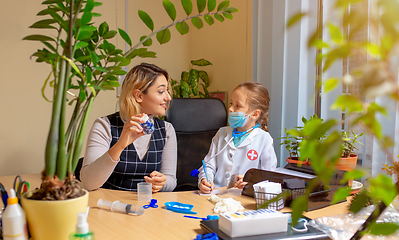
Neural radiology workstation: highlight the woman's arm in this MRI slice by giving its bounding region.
[80,117,118,190]
[155,121,177,192]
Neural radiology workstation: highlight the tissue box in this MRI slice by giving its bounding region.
[219,209,288,238]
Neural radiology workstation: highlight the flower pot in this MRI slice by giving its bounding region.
[285,157,311,165]
[335,154,358,172]
[21,189,89,240]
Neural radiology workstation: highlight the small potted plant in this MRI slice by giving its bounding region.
[280,114,364,171]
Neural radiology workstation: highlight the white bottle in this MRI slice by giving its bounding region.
[2,189,28,240]
[69,212,94,240]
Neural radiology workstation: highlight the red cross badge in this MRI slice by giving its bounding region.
[247,149,258,161]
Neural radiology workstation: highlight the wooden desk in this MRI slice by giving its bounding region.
[0,174,350,239]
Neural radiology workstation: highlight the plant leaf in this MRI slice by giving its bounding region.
[191,58,212,66]
[103,30,117,39]
[217,0,230,11]
[23,34,54,42]
[81,11,92,26]
[328,23,343,43]
[118,28,132,46]
[176,21,190,35]
[287,13,307,28]
[197,0,206,13]
[214,13,224,22]
[74,41,88,51]
[324,77,339,93]
[222,12,233,20]
[204,15,214,26]
[138,10,154,31]
[208,0,216,12]
[29,19,57,29]
[140,35,153,46]
[191,17,203,29]
[163,0,176,21]
[332,187,351,204]
[189,69,199,95]
[181,0,193,16]
[98,22,109,37]
[368,222,399,236]
[156,28,171,44]
[198,70,210,87]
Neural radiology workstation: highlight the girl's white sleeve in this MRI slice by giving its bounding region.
[260,133,278,171]
[197,129,221,187]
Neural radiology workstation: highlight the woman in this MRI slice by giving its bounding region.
[81,63,177,192]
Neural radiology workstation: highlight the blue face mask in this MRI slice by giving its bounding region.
[228,111,253,128]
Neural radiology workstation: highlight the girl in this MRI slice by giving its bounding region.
[198,82,277,193]
[81,63,177,192]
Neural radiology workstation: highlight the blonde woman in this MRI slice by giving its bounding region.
[81,63,177,192]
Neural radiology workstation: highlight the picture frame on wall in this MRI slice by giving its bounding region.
[209,91,228,108]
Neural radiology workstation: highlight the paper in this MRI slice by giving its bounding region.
[198,189,220,196]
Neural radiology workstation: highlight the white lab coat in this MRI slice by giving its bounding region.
[198,126,277,188]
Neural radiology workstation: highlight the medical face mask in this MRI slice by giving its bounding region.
[228,111,253,128]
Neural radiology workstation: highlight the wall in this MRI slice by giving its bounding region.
[0,0,251,176]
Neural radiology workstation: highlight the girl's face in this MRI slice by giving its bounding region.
[229,88,251,114]
[137,75,171,116]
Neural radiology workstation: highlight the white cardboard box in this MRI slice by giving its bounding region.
[219,209,288,238]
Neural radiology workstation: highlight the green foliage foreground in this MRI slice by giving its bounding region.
[287,0,399,238]
[24,0,238,181]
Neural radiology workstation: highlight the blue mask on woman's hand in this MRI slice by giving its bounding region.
[228,112,251,128]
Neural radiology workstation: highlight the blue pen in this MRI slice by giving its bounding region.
[0,182,8,208]
[202,160,211,190]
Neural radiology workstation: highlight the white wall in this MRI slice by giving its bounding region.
[0,0,251,176]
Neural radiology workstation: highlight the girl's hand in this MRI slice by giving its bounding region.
[234,175,248,189]
[144,171,167,193]
[199,178,214,194]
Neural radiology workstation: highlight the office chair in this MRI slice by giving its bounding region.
[166,98,227,191]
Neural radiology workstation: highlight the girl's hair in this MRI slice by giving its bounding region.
[119,62,171,122]
[235,81,270,132]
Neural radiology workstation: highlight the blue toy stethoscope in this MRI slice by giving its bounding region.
[190,123,260,177]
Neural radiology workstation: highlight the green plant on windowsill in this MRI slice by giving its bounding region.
[171,58,212,98]
[280,114,364,163]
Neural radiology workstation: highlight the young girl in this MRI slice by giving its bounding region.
[81,63,177,193]
[198,82,277,193]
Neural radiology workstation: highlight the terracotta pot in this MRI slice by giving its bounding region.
[285,157,311,165]
[335,154,358,172]
[21,189,89,240]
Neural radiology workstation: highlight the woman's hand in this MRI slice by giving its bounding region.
[144,171,167,193]
[233,175,248,189]
[118,114,146,148]
[199,178,214,194]
[109,114,146,161]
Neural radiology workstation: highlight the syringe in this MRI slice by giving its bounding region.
[97,199,144,216]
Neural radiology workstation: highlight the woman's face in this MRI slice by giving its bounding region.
[138,75,171,116]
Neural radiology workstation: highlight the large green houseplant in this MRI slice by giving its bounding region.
[23,0,238,199]
[286,0,399,238]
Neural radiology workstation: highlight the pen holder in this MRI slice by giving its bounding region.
[254,191,285,211]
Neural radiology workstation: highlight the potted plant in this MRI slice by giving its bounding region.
[280,114,364,172]
[171,58,213,98]
[20,0,238,239]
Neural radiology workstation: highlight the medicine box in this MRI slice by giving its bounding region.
[219,209,288,238]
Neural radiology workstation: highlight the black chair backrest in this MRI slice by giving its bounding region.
[166,98,227,191]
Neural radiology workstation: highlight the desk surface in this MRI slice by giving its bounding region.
[0,174,350,239]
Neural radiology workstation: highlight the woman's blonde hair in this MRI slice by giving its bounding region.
[119,63,171,122]
[235,81,270,132]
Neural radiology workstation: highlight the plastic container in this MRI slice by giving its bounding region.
[69,212,94,240]
[97,199,144,216]
[140,114,154,134]
[2,188,28,240]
